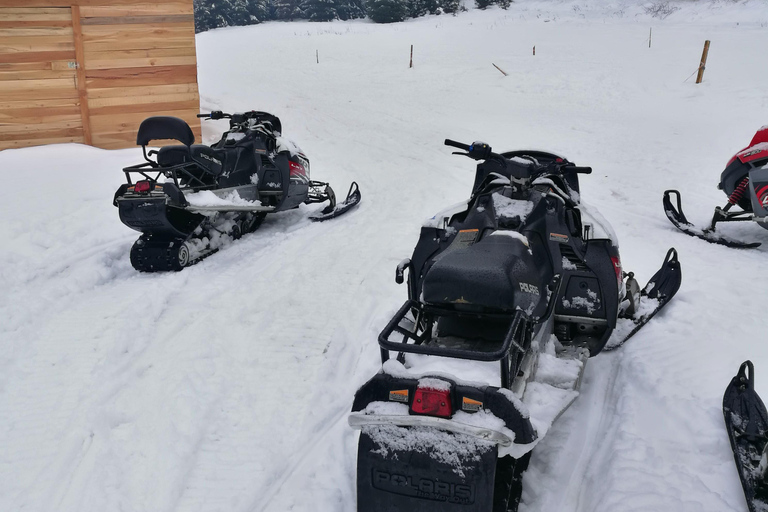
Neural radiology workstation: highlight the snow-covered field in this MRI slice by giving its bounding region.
[2,1,767,511]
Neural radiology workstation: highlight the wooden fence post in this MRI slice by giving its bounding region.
[492,63,508,76]
[533,45,535,56]
[316,50,319,64]
[696,40,710,84]
[409,45,413,68]
[649,28,652,48]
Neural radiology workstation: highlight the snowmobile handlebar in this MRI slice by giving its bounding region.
[445,139,499,161]
[197,111,231,120]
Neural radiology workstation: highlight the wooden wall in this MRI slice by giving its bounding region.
[0,0,201,151]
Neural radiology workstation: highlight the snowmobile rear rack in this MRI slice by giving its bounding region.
[378,300,529,362]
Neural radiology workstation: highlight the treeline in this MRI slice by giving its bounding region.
[193,0,511,31]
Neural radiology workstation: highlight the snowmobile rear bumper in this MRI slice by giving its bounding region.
[349,413,514,447]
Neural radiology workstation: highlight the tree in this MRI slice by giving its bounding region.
[303,0,339,21]
[366,0,409,23]
[193,0,271,32]
[274,0,305,20]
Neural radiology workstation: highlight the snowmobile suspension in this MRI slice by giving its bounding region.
[728,176,750,206]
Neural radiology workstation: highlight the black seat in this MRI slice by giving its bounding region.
[422,233,545,312]
[136,116,195,147]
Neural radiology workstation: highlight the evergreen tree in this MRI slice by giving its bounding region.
[303,0,338,21]
[366,0,408,23]
[439,0,460,14]
[336,0,366,20]
[193,0,271,32]
[274,0,305,20]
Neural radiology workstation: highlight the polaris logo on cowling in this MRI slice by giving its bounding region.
[519,282,540,295]
[372,469,474,504]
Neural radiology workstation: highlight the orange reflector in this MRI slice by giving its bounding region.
[389,389,409,403]
[462,397,483,412]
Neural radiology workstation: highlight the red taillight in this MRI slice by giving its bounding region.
[134,180,152,193]
[411,387,452,418]
[610,256,623,289]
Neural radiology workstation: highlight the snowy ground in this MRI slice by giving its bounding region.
[2,1,768,511]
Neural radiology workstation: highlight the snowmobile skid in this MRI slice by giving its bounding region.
[113,111,361,272]
[663,126,768,249]
[350,139,682,512]
[724,361,768,512]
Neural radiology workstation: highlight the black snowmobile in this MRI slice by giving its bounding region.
[724,361,768,512]
[113,110,361,271]
[349,139,682,512]
[664,126,768,248]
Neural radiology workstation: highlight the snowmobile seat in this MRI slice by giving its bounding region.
[422,233,545,312]
[136,116,195,147]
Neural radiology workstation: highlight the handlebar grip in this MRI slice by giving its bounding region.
[566,166,592,174]
[444,139,471,151]
[196,113,210,118]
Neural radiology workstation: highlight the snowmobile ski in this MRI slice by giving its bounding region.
[309,181,362,222]
[663,190,760,249]
[604,247,683,351]
[724,360,768,512]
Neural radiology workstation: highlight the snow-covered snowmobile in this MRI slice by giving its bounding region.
[664,126,768,248]
[349,139,682,512]
[113,110,361,271]
[723,361,768,512]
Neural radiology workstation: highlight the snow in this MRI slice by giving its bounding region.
[492,191,534,221]
[185,189,259,207]
[2,1,768,511]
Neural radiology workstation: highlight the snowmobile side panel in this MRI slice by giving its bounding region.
[749,167,768,227]
[662,190,760,248]
[723,361,768,512]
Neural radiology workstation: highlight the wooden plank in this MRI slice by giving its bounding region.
[81,15,194,25]
[70,4,90,145]
[0,36,74,52]
[0,8,73,15]
[0,27,74,36]
[85,65,197,88]
[90,109,199,132]
[0,97,80,110]
[0,21,72,28]
[0,77,75,91]
[0,136,84,151]
[0,113,82,125]
[0,68,75,80]
[88,91,198,108]
[0,50,75,63]
[0,105,81,119]
[82,35,196,52]
[87,82,198,99]
[1,1,185,7]
[90,99,199,116]
[85,55,196,70]
[79,3,192,17]
[0,87,78,101]
[0,126,83,139]
[83,46,195,61]
[0,11,73,22]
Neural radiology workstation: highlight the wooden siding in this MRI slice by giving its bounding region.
[0,0,201,151]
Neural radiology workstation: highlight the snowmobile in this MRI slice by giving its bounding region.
[349,139,682,512]
[664,126,768,248]
[113,110,361,271]
[724,361,768,512]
